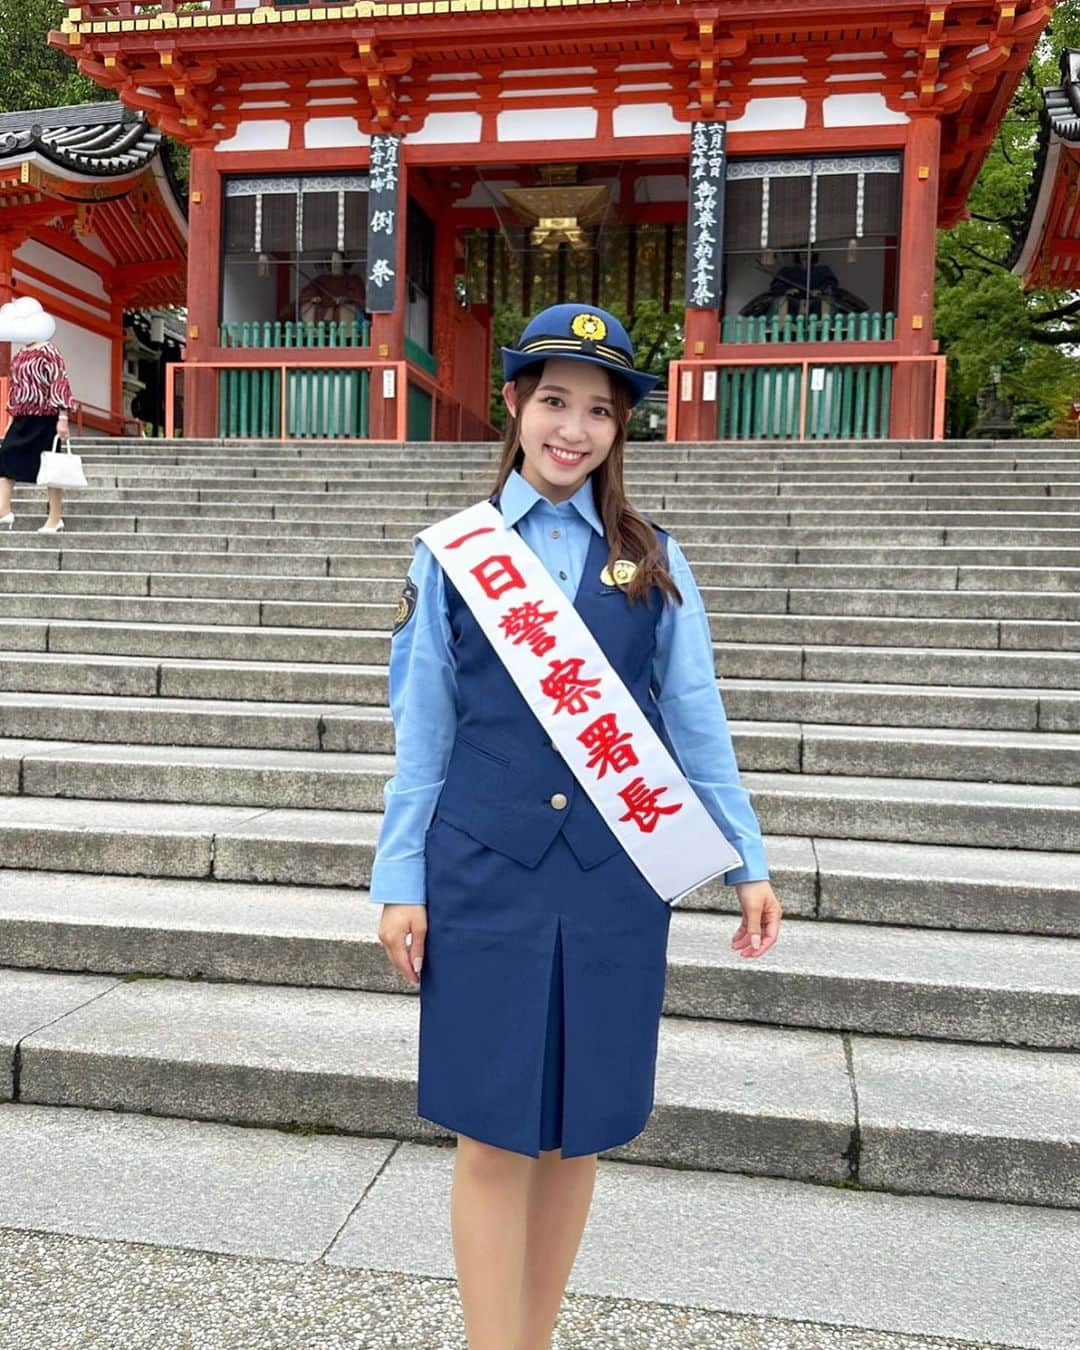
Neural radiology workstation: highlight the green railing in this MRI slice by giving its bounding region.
[716,362,892,440]
[404,335,437,376]
[216,320,372,436]
[217,367,370,438]
[219,320,371,348]
[721,311,895,344]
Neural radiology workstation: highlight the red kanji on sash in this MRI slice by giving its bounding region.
[577,712,639,779]
[617,776,683,833]
[540,657,602,716]
[447,526,496,550]
[471,554,527,601]
[499,599,558,657]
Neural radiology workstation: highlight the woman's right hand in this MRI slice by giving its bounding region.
[378,903,428,986]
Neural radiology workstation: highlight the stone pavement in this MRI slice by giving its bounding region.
[2,437,1080,1345]
[0,1102,1076,1350]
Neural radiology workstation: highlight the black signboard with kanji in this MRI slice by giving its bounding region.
[685,122,726,310]
[366,134,402,314]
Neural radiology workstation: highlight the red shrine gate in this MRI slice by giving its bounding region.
[51,0,1056,442]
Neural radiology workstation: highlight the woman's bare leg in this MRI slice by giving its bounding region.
[452,1133,533,1350]
[515,1149,598,1350]
[0,477,12,515]
[44,486,63,525]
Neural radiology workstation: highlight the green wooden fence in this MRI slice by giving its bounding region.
[219,320,371,349]
[216,321,372,438]
[721,311,895,344]
[717,311,894,439]
[216,367,370,439]
[716,361,892,440]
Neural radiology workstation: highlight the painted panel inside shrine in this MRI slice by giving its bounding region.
[48,0,1057,441]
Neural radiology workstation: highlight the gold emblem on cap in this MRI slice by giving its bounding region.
[571,312,607,342]
[600,559,638,586]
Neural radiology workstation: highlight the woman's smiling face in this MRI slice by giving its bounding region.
[504,358,619,502]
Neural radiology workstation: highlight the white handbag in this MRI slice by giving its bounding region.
[37,435,87,489]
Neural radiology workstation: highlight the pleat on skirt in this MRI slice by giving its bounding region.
[418,815,672,1158]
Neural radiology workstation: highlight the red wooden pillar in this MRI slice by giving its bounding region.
[431,201,459,440]
[0,232,14,382]
[184,145,222,438]
[370,152,409,441]
[893,113,942,439]
[679,307,720,441]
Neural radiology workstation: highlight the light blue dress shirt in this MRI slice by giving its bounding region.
[369,468,770,903]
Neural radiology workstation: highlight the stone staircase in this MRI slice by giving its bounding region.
[1,438,1079,1219]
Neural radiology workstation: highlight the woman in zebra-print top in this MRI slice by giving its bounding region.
[0,339,73,532]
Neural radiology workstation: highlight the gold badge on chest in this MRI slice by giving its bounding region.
[600,559,638,587]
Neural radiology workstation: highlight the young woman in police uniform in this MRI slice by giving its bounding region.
[371,303,782,1350]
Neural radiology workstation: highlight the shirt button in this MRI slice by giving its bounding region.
[559,570,568,580]
[550,792,568,811]
[551,528,561,538]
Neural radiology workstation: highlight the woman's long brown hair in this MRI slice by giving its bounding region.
[493,364,683,606]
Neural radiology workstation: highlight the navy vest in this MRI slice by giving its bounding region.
[433,519,672,870]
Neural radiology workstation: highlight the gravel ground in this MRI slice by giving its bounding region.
[0,1227,1028,1350]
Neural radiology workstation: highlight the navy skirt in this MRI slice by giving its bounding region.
[0,414,57,484]
[418,815,673,1158]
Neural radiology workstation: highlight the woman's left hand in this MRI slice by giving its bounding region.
[730,880,782,958]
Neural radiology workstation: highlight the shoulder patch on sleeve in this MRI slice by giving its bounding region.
[393,577,418,635]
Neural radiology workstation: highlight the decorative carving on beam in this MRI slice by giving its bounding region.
[77,51,225,144]
[669,13,748,121]
[340,35,413,132]
[886,1,1049,120]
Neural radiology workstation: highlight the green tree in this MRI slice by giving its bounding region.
[935,1,1080,435]
[0,0,102,111]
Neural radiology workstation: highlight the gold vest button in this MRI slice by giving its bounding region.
[550,792,568,811]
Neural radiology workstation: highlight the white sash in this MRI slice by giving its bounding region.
[420,500,743,904]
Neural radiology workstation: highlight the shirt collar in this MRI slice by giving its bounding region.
[500,467,604,536]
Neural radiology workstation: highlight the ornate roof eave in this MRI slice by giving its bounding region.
[1008,48,1080,285]
[0,101,164,180]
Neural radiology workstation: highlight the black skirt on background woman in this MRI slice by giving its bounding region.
[0,414,58,483]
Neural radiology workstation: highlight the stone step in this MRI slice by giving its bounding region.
[5,620,1080,687]
[1,568,385,603]
[8,552,1080,600]
[713,612,1080,651]
[8,522,1080,552]
[0,772,1074,874]
[1,718,1077,792]
[32,477,1080,500]
[0,651,389,703]
[12,503,1080,532]
[726,640,1080,688]
[2,650,1076,728]
[24,490,1080,529]
[721,677,1080,732]
[69,464,1080,480]
[0,740,396,808]
[20,787,1076,939]
[745,770,1080,851]
[13,531,1080,567]
[14,490,1080,516]
[8,569,1080,622]
[1,871,1078,1049]
[6,585,1080,632]
[4,965,1078,1207]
